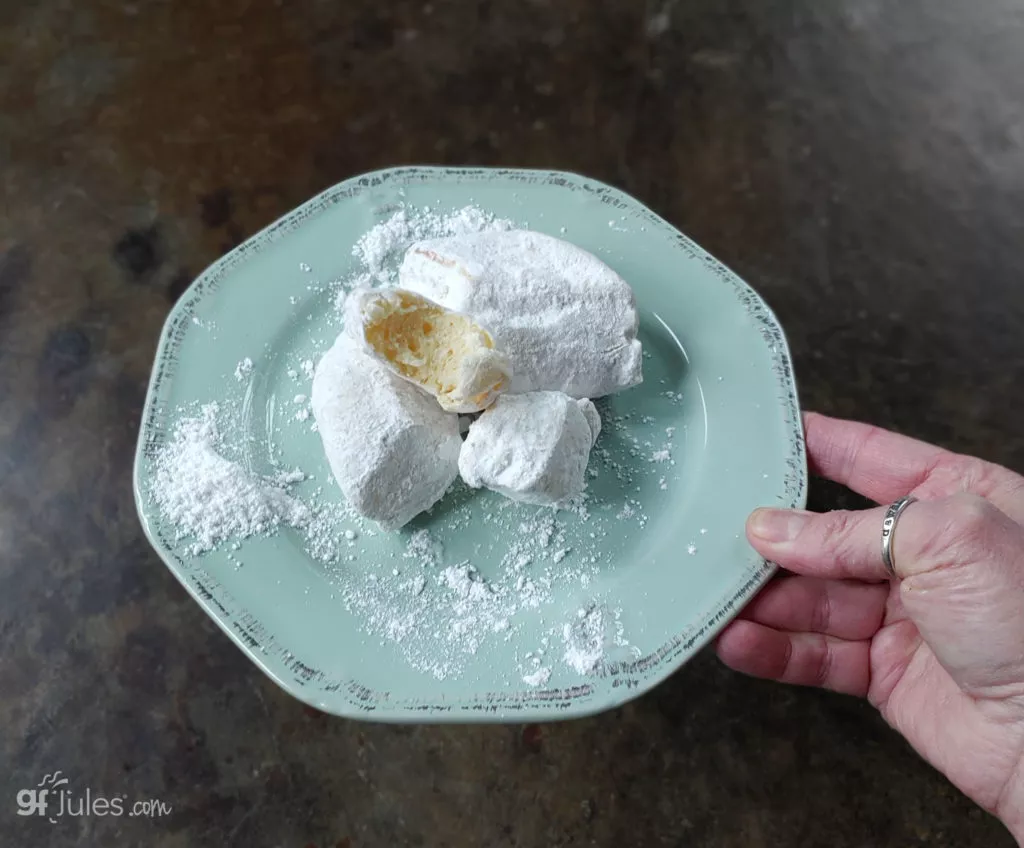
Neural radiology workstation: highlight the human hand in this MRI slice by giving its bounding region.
[716,412,1024,842]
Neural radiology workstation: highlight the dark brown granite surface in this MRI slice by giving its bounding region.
[2,0,1023,845]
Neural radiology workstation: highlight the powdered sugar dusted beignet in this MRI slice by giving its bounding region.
[459,391,601,507]
[312,333,461,530]
[399,230,642,398]
[343,287,512,413]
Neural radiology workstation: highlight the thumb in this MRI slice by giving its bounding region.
[894,493,1024,696]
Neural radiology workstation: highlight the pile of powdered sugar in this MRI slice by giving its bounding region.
[152,403,310,556]
[562,604,635,674]
[353,205,513,286]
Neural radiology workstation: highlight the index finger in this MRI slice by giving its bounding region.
[803,411,946,504]
[805,412,1024,523]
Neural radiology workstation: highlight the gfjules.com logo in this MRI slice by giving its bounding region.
[16,772,172,823]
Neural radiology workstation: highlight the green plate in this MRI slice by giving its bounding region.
[134,167,806,722]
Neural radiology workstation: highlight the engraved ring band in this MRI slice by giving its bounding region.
[881,495,918,579]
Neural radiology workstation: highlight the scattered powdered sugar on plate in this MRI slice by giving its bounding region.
[273,467,306,486]
[319,519,602,681]
[151,202,687,685]
[522,666,551,687]
[330,532,518,679]
[234,357,253,382]
[300,497,376,564]
[191,315,218,333]
[562,604,635,674]
[404,528,441,568]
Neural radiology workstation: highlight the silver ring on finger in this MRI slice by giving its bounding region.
[881,495,918,579]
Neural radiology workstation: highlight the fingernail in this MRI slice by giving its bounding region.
[748,508,812,543]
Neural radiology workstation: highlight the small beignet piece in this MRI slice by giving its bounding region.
[458,391,601,507]
[343,287,512,413]
[312,333,461,530]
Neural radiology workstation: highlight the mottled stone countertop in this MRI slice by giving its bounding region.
[2,0,1023,845]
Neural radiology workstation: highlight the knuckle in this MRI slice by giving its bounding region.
[779,636,795,681]
[810,585,832,634]
[961,457,1001,490]
[945,492,995,545]
[931,453,978,483]
[811,636,833,688]
[814,510,855,554]
[932,454,1016,500]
